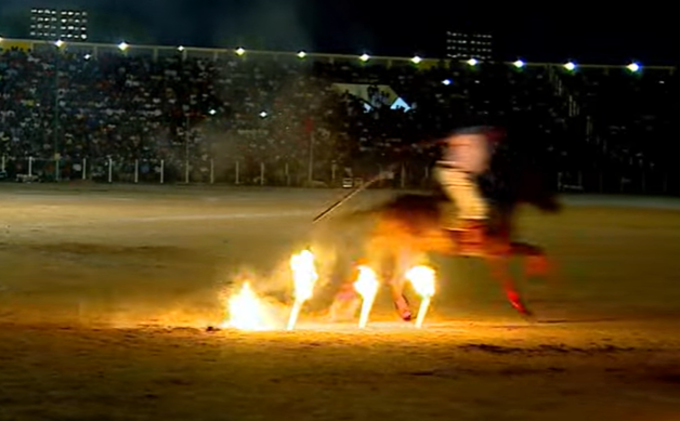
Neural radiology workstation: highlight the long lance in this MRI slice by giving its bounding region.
[312,167,394,224]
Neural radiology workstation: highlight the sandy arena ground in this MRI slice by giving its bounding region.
[1,184,679,421]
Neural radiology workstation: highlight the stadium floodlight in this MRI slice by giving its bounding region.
[360,53,370,62]
[297,50,306,58]
[563,61,575,71]
[513,59,525,68]
[209,109,216,115]
[178,45,184,51]
[84,53,91,60]
[259,111,267,118]
[117,41,128,51]
[442,79,451,85]
[235,47,245,56]
[54,39,64,48]
[626,62,640,72]
[467,58,478,66]
[411,55,422,64]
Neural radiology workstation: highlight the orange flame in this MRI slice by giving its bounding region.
[223,282,275,331]
[354,265,379,328]
[405,265,436,328]
[286,250,318,330]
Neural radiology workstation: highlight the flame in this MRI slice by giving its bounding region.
[354,265,379,328]
[286,250,318,330]
[405,265,436,328]
[223,282,274,331]
[290,250,318,302]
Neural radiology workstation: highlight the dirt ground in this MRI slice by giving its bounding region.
[1,184,679,421]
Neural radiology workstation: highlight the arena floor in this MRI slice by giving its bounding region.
[1,184,679,421]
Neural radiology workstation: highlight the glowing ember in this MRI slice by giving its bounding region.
[224,282,274,331]
[354,265,379,328]
[405,265,436,328]
[286,250,318,330]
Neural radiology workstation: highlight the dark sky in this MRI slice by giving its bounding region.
[0,0,675,64]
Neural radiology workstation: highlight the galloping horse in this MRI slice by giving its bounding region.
[329,141,562,320]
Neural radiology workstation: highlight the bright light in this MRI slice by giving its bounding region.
[405,265,437,328]
[84,53,91,60]
[513,59,525,68]
[564,61,575,71]
[224,282,275,331]
[411,55,422,64]
[467,58,478,66]
[297,50,306,58]
[442,79,451,85]
[354,265,379,328]
[627,62,640,72]
[208,109,216,115]
[178,45,184,51]
[286,250,319,330]
[54,39,64,47]
[235,47,245,56]
[360,53,370,62]
[117,41,128,51]
[259,111,267,118]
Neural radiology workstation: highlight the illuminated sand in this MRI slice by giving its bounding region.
[1,185,680,420]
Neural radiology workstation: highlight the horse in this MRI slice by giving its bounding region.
[327,140,562,321]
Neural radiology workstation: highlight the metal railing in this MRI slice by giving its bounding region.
[0,155,430,189]
[0,155,675,196]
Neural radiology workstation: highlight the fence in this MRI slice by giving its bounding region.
[0,156,433,189]
[0,155,676,195]
[555,169,674,195]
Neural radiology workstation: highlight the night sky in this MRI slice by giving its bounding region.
[0,0,674,64]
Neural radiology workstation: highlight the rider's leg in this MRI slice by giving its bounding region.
[435,166,487,245]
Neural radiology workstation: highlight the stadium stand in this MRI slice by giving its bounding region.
[0,39,676,193]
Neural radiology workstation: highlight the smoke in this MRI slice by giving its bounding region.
[209,0,313,51]
[0,0,358,53]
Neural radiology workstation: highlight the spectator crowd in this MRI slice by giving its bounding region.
[0,43,676,192]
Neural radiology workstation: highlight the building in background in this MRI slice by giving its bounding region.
[30,7,88,40]
[445,31,493,61]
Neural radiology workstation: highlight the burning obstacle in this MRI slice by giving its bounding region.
[222,282,276,331]
[222,250,437,331]
[287,250,319,330]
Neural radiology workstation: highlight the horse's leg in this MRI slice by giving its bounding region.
[326,254,360,322]
[382,247,412,321]
[390,279,412,321]
[366,228,412,322]
[509,241,561,287]
[486,255,534,318]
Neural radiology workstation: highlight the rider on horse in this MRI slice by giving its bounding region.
[434,126,503,251]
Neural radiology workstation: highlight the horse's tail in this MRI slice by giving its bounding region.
[321,193,444,242]
[330,206,383,226]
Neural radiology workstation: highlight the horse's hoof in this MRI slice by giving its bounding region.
[394,295,412,321]
[511,300,535,320]
[515,307,537,323]
[394,305,413,321]
[521,311,537,323]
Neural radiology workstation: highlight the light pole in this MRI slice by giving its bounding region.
[184,113,191,183]
[53,40,62,180]
[307,131,314,184]
[305,118,314,184]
